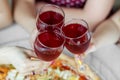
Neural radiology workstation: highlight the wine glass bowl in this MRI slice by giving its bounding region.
[34,30,65,61]
[36,4,65,32]
[61,19,91,55]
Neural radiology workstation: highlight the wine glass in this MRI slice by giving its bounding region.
[61,19,91,73]
[31,4,65,61]
[36,4,65,32]
[32,30,65,75]
[34,30,65,62]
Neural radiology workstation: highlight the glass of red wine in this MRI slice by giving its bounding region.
[36,4,65,32]
[34,30,65,62]
[61,19,91,72]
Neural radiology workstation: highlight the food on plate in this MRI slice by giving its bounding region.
[0,65,10,79]
[0,46,100,80]
[0,59,85,80]
[0,55,100,80]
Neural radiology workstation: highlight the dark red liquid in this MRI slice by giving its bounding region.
[37,11,64,31]
[62,23,90,54]
[34,31,64,61]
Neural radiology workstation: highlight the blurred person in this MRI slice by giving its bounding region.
[14,0,115,33]
[2,0,119,50]
[14,0,115,52]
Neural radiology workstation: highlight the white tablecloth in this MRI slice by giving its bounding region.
[0,24,120,80]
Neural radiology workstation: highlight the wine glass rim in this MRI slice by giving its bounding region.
[36,30,65,49]
[36,4,65,29]
[61,19,90,40]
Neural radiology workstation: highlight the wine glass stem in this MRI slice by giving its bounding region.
[74,54,86,73]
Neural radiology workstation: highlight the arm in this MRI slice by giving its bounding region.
[93,19,120,49]
[62,0,115,31]
[14,0,36,33]
[0,0,12,29]
[93,9,120,49]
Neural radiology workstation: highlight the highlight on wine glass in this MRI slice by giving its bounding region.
[36,4,65,32]
[34,30,65,62]
[61,19,91,72]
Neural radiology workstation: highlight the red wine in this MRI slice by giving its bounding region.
[62,23,90,54]
[34,31,64,61]
[37,11,64,31]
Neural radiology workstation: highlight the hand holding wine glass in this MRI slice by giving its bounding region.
[36,4,65,32]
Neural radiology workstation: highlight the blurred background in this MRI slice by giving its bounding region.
[0,0,120,80]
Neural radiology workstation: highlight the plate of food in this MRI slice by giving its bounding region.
[0,46,100,80]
